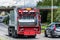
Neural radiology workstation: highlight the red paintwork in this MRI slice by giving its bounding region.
[17,26,41,36]
[17,8,41,36]
[54,25,56,31]
[24,30,35,35]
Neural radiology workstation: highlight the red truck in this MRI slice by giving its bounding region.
[8,7,41,38]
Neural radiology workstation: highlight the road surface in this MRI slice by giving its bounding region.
[0,23,60,40]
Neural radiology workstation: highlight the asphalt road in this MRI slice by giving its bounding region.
[0,23,60,40]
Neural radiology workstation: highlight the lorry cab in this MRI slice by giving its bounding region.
[8,7,41,38]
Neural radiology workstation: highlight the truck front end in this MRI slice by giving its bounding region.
[17,8,41,37]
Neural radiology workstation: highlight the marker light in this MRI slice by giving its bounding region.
[23,10,28,12]
[30,10,35,12]
[18,10,21,12]
[26,8,31,10]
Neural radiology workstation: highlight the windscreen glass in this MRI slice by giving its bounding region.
[18,12,35,19]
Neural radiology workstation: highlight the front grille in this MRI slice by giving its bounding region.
[19,22,36,26]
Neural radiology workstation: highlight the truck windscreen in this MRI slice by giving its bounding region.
[18,12,35,19]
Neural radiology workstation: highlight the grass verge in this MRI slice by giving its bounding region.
[0,36,8,40]
[41,25,47,33]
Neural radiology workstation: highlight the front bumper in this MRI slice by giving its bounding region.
[17,30,40,36]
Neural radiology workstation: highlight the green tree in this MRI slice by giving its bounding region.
[37,0,60,6]
[37,0,51,6]
[47,12,51,23]
[54,8,60,22]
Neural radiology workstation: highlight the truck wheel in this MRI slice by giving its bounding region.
[44,31,48,37]
[8,30,12,36]
[11,29,18,38]
[8,27,12,36]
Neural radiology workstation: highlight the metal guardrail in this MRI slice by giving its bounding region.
[0,6,59,9]
[37,6,58,9]
[0,15,8,22]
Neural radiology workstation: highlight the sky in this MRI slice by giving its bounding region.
[0,0,42,7]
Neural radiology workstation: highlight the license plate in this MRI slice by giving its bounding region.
[24,31,30,35]
[24,30,35,35]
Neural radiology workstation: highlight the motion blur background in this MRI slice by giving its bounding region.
[0,0,60,24]
[0,0,60,30]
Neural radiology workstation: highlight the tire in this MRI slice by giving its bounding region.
[8,31,12,36]
[44,31,48,37]
[8,27,12,36]
[11,28,18,38]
